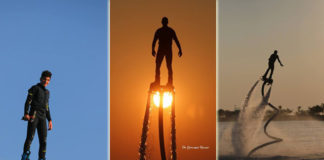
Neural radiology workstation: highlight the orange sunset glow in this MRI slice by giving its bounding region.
[111,0,216,160]
[153,92,173,108]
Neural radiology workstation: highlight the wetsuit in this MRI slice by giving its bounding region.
[23,83,52,159]
[153,26,179,84]
[264,54,279,79]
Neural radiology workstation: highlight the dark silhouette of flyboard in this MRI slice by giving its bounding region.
[138,84,177,160]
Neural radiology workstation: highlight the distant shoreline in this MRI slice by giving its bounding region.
[218,115,324,122]
[218,104,324,122]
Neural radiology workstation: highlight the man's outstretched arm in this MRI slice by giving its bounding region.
[173,31,182,57]
[152,31,158,57]
[277,56,284,66]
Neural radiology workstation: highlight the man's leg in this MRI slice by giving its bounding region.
[166,51,173,85]
[155,52,164,84]
[22,117,38,160]
[37,118,48,160]
[269,65,274,79]
[263,68,270,79]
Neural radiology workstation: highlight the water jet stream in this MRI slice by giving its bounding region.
[247,81,283,158]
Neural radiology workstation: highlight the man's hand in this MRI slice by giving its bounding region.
[24,114,30,120]
[281,64,284,67]
[152,50,156,57]
[178,50,182,57]
[48,121,53,130]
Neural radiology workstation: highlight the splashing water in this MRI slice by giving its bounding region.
[219,80,324,159]
[231,80,272,156]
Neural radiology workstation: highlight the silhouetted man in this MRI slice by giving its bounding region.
[263,50,284,81]
[152,17,182,86]
[21,70,53,160]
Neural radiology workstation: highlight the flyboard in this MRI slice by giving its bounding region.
[261,76,273,97]
[139,82,177,160]
[246,76,283,158]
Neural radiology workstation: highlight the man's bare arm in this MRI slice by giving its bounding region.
[173,31,182,57]
[152,31,158,57]
[277,56,284,66]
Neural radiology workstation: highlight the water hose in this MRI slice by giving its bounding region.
[139,91,152,160]
[247,81,283,158]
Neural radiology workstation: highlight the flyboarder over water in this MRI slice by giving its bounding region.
[152,17,182,87]
[21,70,53,160]
[262,50,284,84]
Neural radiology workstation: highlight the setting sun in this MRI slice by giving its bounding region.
[153,91,173,108]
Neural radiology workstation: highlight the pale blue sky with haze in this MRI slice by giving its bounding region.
[0,0,108,159]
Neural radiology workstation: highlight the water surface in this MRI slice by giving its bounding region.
[218,120,324,160]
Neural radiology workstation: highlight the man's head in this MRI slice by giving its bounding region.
[162,17,168,27]
[40,70,52,87]
[274,50,278,54]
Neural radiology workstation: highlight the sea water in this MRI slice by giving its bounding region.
[219,120,324,159]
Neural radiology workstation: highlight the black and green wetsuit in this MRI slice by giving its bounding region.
[23,83,52,159]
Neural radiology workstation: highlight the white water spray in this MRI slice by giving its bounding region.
[231,80,272,156]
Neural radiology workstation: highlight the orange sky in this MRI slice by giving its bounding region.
[111,0,216,159]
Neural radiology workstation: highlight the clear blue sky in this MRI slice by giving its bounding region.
[0,0,108,159]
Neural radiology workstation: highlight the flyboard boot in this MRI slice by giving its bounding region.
[262,75,273,85]
[21,151,31,160]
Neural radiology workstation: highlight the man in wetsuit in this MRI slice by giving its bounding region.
[152,17,182,86]
[263,50,284,81]
[21,70,53,160]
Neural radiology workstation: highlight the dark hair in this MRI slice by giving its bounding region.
[274,50,278,54]
[162,17,168,26]
[41,70,52,78]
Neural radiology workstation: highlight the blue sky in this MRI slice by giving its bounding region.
[0,0,108,159]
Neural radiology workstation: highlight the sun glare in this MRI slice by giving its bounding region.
[153,91,173,108]
[153,92,160,107]
[163,92,173,108]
